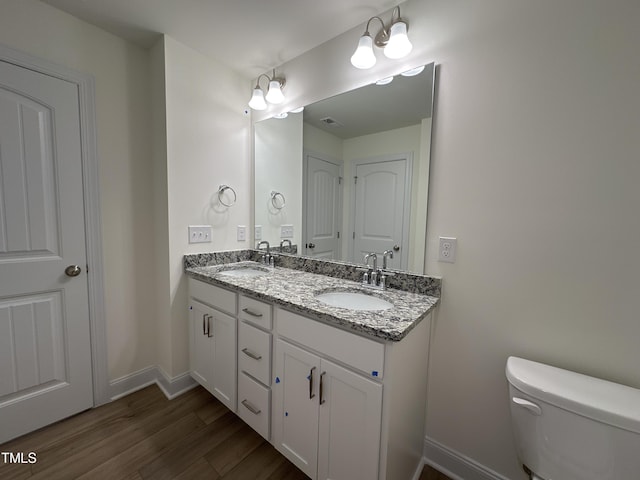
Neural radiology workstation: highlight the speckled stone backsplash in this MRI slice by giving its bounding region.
[184,249,441,297]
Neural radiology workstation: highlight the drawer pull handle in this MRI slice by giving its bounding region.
[319,371,326,405]
[309,366,316,399]
[242,308,263,318]
[241,399,261,415]
[242,348,262,360]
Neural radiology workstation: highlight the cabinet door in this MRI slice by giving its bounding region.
[273,339,321,479]
[189,300,214,392]
[211,308,237,411]
[317,359,383,480]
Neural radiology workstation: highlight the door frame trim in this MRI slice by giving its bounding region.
[0,44,109,405]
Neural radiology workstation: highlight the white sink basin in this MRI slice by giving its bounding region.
[218,266,269,278]
[315,291,393,311]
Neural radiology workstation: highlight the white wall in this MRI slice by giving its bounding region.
[255,113,303,249]
[162,36,251,377]
[0,0,156,382]
[267,0,640,478]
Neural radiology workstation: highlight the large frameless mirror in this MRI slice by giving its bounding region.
[254,62,435,274]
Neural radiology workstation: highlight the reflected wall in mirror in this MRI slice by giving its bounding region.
[254,62,435,274]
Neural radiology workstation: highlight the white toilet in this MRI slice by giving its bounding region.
[506,356,640,480]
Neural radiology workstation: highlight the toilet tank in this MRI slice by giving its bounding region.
[506,356,640,480]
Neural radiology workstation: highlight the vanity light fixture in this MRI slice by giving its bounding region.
[350,6,413,69]
[400,65,425,77]
[248,69,286,110]
[375,76,394,85]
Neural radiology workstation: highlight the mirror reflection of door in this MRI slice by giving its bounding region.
[303,152,342,259]
[351,154,412,270]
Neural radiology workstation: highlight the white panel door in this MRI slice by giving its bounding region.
[273,339,321,479]
[304,154,342,260]
[352,156,411,270]
[317,359,382,480]
[0,60,92,442]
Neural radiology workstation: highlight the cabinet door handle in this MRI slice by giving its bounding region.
[202,313,207,335]
[319,371,326,405]
[207,315,213,337]
[242,307,263,318]
[309,366,316,399]
[241,399,261,415]
[241,348,262,360]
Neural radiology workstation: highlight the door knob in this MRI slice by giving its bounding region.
[393,244,400,251]
[308,243,316,249]
[65,265,82,277]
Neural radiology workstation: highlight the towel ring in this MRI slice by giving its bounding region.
[270,191,286,210]
[218,185,237,207]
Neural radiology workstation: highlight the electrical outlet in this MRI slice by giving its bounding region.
[237,225,246,242]
[255,225,262,241]
[281,224,294,238]
[188,225,212,244]
[438,237,457,263]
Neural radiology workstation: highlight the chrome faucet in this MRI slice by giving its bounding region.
[257,241,273,266]
[382,250,394,270]
[280,239,292,250]
[364,252,377,271]
[359,251,395,290]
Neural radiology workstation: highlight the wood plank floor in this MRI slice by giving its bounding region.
[0,385,452,480]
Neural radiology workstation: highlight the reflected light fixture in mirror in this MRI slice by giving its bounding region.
[248,69,286,110]
[350,6,412,69]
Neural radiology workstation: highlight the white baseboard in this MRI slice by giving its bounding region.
[424,436,511,480]
[109,366,197,401]
[411,457,426,480]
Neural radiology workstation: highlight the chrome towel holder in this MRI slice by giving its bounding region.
[270,191,286,210]
[218,185,237,207]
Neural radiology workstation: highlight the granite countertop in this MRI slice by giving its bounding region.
[186,261,439,342]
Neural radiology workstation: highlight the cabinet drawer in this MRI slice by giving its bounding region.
[276,308,385,379]
[238,372,270,440]
[239,294,272,330]
[238,321,272,385]
[188,278,236,315]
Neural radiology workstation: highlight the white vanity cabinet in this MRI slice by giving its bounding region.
[273,338,382,480]
[188,278,237,411]
[272,306,431,480]
[237,294,273,440]
[187,275,433,480]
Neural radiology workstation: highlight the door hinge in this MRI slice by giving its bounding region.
[338,176,342,185]
[86,264,89,273]
[354,176,358,184]
[337,231,340,239]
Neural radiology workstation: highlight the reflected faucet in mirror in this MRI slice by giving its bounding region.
[253,62,435,275]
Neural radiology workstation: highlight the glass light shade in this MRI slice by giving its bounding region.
[384,21,412,59]
[350,34,377,69]
[401,65,425,77]
[265,81,285,104]
[248,87,267,110]
[376,76,394,85]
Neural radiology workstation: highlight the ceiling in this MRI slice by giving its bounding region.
[41,0,398,79]
[304,63,433,139]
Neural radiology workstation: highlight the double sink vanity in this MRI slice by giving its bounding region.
[184,249,440,480]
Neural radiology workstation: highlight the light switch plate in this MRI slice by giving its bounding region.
[189,225,212,244]
[237,225,246,242]
[281,224,294,238]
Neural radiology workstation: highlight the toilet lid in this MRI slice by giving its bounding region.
[506,356,640,434]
